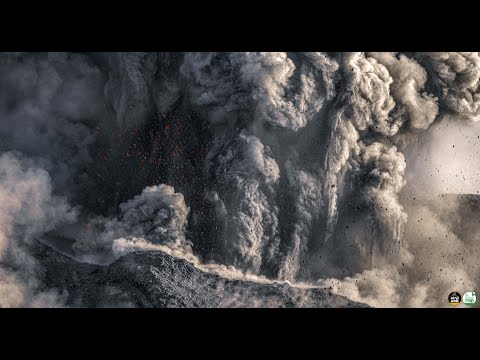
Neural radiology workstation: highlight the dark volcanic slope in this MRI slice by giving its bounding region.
[31,241,368,308]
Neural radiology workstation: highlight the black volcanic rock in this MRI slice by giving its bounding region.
[31,241,368,308]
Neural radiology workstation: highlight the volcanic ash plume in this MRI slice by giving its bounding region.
[322,53,409,259]
[72,184,191,262]
[180,52,338,276]
[0,152,77,307]
[0,52,480,307]
[418,52,480,121]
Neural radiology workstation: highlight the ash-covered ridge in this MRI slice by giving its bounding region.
[32,241,367,308]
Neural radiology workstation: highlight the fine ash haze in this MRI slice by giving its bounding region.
[0,52,479,308]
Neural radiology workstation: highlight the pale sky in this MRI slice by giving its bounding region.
[404,118,480,196]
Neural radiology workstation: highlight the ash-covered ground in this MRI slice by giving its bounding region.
[31,240,366,308]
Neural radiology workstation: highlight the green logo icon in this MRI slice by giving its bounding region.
[463,291,476,305]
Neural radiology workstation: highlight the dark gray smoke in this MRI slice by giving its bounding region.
[0,52,479,307]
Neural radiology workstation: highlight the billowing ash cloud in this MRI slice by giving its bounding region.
[180,52,335,130]
[180,52,338,276]
[110,184,189,244]
[357,142,408,265]
[369,52,439,132]
[278,160,324,280]
[417,52,480,121]
[0,51,479,308]
[0,53,104,196]
[205,131,281,273]
[322,53,408,255]
[0,152,77,307]
[73,184,191,262]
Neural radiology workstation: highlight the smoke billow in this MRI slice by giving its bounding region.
[73,184,192,264]
[369,52,439,132]
[1,51,479,307]
[0,152,77,307]
[417,52,480,121]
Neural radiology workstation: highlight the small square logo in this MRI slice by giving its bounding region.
[463,291,476,306]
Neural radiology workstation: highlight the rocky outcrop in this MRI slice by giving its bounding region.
[31,241,368,308]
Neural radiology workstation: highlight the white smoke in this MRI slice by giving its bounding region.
[0,152,77,307]
[108,184,190,244]
[369,52,439,132]
[345,53,398,136]
[73,184,191,262]
[235,52,324,131]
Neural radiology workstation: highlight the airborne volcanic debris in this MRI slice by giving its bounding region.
[0,52,479,308]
